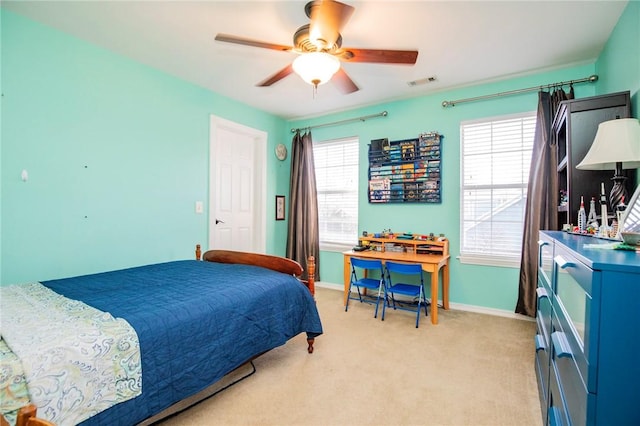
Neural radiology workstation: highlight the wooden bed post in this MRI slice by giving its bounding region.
[14,405,54,426]
[306,255,316,354]
[305,255,315,296]
[196,244,202,260]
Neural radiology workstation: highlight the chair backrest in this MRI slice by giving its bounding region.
[351,257,384,271]
[385,261,423,276]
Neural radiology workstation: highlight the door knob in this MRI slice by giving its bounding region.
[215,219,225,225]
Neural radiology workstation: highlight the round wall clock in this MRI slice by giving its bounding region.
[275,143,288,161]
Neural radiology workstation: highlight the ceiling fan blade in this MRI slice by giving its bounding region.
[339,48,418,64]
[308,0,355,49]
[257,64,294,87]
[215,33,293,52]
[333,67,359,94]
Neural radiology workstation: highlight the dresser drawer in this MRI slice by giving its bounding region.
[537,277,552,341]
[538,238,554,290]
[548,361,571,426]
[552,296,589,390]
[551,347,587,426]
[553,247,600,394]
[535,323,551,412]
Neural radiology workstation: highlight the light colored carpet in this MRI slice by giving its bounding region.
[159,286,542,426]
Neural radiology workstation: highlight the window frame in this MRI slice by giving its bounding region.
[459,111,536,268]
[313,136,360,252]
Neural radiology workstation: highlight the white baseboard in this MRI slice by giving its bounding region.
[447,301,534,322]
[315,281,534,322]
[315,281,343,291]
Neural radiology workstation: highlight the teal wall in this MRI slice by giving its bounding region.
[594,1,640,185]
[1,10,289,284]
[595,1,639,116]
[2,4,637,314]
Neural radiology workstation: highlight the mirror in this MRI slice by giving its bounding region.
[620,184,640,244]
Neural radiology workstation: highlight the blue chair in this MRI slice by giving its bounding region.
[345,258,386,318]
[382,261,428,328]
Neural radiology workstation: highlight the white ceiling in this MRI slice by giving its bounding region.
[2,1,628,120]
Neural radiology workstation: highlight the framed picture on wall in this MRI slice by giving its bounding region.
[276,195,285,220]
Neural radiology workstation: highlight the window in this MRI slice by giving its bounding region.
[460,112,536,266]
[313,137,359,251]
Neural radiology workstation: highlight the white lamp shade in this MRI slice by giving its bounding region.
[576,118,640,170]
[292,52,340,86]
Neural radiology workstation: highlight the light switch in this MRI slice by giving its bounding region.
[195,201,204,214]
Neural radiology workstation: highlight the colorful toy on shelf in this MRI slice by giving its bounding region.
[559,189,568,206]
[587,196,599,230]
[578,196,587,233]
[599,182,612,238]
[615,196,627,239]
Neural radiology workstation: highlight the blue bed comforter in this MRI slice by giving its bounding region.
[42,260,323,425]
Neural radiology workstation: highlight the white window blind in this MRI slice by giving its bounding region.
[460,113,536,266]
[313,137,359,251]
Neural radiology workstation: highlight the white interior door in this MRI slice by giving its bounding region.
[209,116,266,253]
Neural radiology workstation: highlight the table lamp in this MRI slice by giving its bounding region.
[576,118,640,210]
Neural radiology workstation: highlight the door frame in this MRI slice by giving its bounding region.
[209,115,267,253]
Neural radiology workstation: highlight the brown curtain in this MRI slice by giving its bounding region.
[286,130,320,281]
[516,87,573,316]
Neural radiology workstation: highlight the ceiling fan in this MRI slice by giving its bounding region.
[214,0,418,94]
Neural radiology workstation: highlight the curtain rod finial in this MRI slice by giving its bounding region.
[589,75,598,83]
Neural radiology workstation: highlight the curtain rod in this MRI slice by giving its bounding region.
[441,74,598,108]
[291,111,388,133]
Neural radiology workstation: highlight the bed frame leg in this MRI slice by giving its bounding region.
[307,337,315,354]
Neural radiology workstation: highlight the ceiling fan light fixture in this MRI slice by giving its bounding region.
[292,52,340,87]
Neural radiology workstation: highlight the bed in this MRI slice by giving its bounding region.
[0,248,322,426]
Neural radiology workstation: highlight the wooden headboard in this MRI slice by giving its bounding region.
[195,245,315,296]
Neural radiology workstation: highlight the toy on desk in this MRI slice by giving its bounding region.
[360,231,446,241]
[396,233,413,240]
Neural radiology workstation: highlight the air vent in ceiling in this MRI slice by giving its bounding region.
[408,76,437,87]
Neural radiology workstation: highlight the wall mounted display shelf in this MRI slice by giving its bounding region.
[368,132,442,204]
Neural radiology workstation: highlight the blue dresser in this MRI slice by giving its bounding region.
[536,231,640,426]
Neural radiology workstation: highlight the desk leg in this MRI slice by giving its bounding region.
[431,269,439,325]
[442,262,450,310]
[343,255,350,306]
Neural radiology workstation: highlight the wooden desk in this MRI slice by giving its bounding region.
[343,250,450,325]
